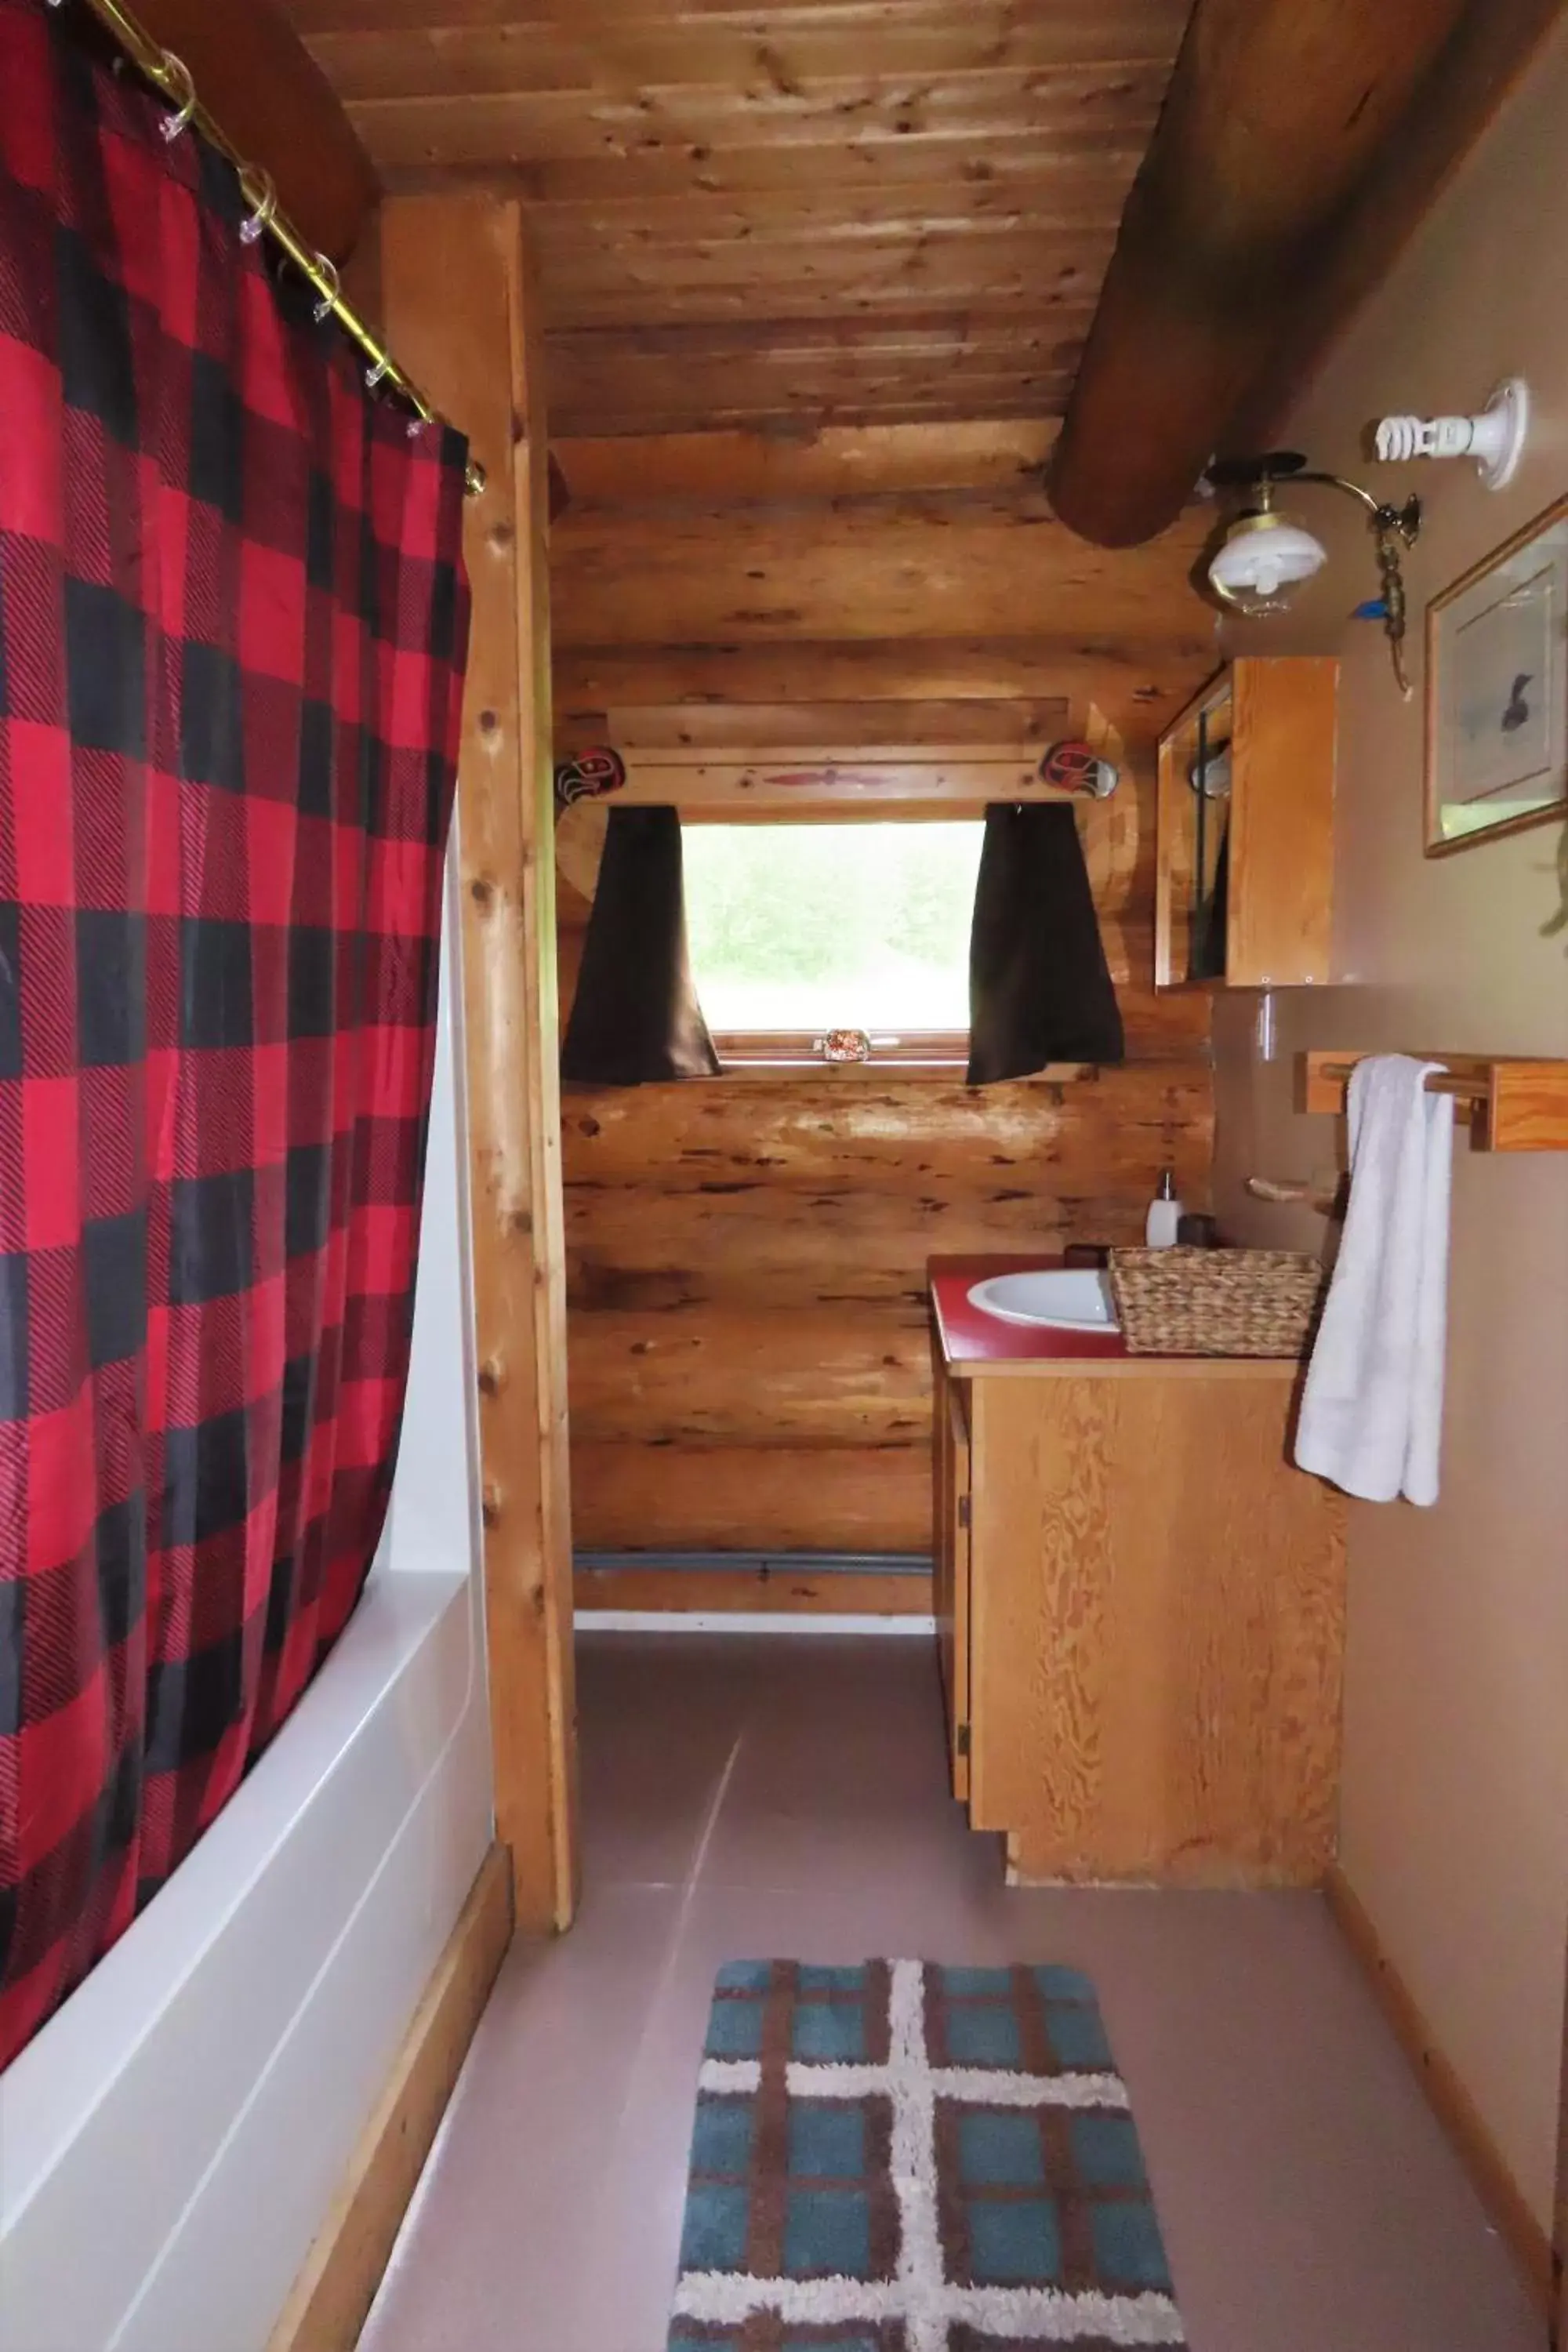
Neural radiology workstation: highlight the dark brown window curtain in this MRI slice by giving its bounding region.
[966,803,1124,1083]
[561,805,720,1083]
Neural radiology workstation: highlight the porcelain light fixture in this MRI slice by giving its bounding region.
[1207,510,1328,608]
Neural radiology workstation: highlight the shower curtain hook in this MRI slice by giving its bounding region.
[238,165,278,246]
[155,52,198,143]
[309,253,342,326]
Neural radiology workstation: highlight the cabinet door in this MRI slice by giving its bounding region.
[1156,658,1337,991]
[1225,657,1337,986]
[932,1361,972,1799]
[1156,675,1234,987]
[966,1372,1344,1879]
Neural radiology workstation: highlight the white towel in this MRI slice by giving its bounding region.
[1294,1054,1454,1506]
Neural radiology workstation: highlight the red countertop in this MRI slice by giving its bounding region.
[929,1254,1301,1380]
[929,1254,1127,1370]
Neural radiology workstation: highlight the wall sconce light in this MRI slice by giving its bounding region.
[1205,383,1530,702]
[1203,454,1422,699]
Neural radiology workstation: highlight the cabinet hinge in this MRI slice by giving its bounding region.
[957,1494,971,1529]
[956,1722,971,1757]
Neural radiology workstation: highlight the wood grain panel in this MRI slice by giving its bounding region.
[289,0,1185,37]
[575,1565,933,1617]
[542,313,1081,365]
[568,1305,931,1446]
[967,1371,1345,1886]
[562,1069,1214,1190]
[1226,657,1338,989]
[554,419,1062,506]
[546,330,1075,368]
[569,1439,934,1555]
[594,752,1060,807]
[383,125,1149,207]
[569,699,1073,750]
[556,635,1215,746]
[288,0,1190,432]
[328,67,1170,171]
[552,492,1214,644]
[1155,657,1338,991]
[521,238,1114,318]
[528,184,1123,263]
[306,11,1185,103]
[547,378,1082,445]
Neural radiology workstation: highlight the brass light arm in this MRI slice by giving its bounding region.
[1290,474,1423,699]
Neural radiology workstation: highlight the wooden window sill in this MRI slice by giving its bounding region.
[708,1057,1098,1084]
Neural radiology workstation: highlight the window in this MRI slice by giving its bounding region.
[682,818,984,1066]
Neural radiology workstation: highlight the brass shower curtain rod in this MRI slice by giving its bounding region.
[51,0,486,499]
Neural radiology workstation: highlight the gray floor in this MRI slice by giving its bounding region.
[359,1633,1544,2351]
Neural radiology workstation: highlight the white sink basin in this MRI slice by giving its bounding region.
[967,1268,1120,1332]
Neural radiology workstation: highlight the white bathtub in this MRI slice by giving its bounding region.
[0,867,492,2352]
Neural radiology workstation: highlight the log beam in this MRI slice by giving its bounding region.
[133,0,379,263]
[1047,0,1563,549]
[1229,0,1568,448]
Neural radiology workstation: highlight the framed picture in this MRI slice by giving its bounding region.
[1425,492,1568,855]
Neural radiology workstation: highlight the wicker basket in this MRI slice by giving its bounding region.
[1109,1247,1327,1359]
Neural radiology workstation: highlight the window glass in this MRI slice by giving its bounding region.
[682,820,983,1035]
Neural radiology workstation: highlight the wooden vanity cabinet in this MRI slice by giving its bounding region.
[1156,655,1338,990]
[933,1349,1345,1889]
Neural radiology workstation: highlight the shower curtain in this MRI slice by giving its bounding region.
[0,1,470,2067]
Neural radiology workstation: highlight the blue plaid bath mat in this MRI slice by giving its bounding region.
[669,1960,1185,2351]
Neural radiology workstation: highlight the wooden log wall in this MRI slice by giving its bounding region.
[552,421,1220,1563]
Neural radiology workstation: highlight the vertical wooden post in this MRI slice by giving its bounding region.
[379,196,579,1933]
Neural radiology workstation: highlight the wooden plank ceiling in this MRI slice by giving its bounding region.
[281,0,1193,436]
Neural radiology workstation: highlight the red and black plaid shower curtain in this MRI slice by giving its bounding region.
[0,1,470,2067]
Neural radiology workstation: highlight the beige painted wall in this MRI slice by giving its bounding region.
[1213,23,1568,2231]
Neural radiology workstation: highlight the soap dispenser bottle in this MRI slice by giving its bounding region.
[1145,1168,1183,1249]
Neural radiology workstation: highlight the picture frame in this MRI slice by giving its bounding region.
[1425,491,1568,856]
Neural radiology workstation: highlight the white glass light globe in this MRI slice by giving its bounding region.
[1208,514,1327,603]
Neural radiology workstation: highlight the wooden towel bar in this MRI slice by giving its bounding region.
[1298,1052,1568,1152]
